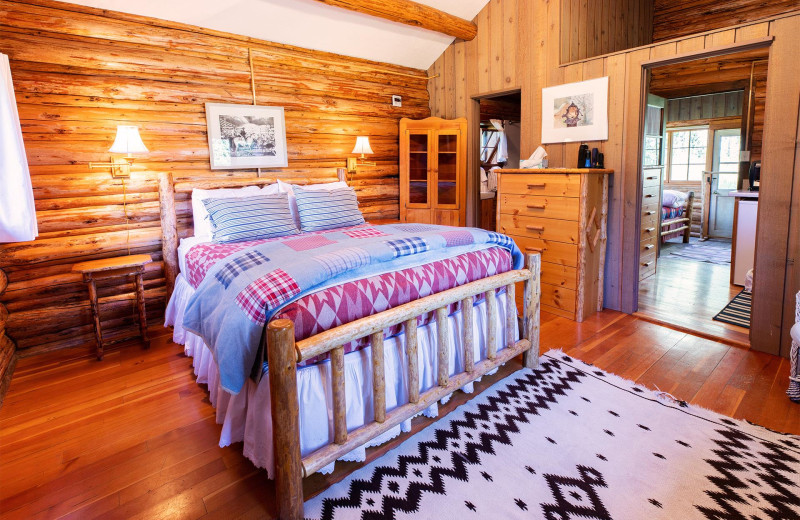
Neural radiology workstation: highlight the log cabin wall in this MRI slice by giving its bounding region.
[560,0,653,62]
[653,0,800,42]
[427,1,800,357]
[0,0,430,362]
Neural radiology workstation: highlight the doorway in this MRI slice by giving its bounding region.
[634,48,769,346]
[473,91,522,231]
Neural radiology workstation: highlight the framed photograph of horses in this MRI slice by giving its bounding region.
[541,77,609,144]
[204,103,288,169]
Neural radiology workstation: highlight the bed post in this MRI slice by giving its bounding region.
[683,192,695,244]
[158,172,179,298]
[522,253,541,369]
[267,319,303,520]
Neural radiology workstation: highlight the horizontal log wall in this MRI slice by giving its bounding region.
[428,1,800,357]
[653,0,800,42]
[0,0,429,356]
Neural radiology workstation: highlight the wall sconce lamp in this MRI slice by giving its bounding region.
[346,136,376,173]
[89,125,149,178]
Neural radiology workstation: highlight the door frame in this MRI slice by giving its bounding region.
[625,38,790,355]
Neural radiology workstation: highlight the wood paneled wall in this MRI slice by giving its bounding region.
[0,0,430,359]
[664,92,743,123]
[560,0,653,63]
[428,2,800,357]
[653,0,800,42]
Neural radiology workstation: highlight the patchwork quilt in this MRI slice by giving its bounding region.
[182,223,523,394]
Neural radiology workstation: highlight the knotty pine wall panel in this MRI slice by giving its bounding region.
[0,0,430,357]
[428,1,800,357]
[560,0,654,63]
[653,0,800,42]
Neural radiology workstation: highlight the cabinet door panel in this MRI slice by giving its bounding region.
[405,208,432,224]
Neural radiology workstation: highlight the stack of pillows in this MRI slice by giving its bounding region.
[191,180,365,244]
[661,189,688,209]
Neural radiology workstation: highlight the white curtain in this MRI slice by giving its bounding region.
[0,53,37,242]
[490,119,508,164]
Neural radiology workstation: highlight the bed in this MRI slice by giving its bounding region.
[660,190,695,243]
[157,174,541,519]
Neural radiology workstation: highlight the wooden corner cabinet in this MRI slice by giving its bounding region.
[496,169,612,322]
[399,117,467,226]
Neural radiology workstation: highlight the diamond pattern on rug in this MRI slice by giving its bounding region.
[305,353,800,520]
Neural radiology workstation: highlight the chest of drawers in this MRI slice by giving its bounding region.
[496,169,612,322]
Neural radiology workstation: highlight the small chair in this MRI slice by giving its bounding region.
[789,291,800,403]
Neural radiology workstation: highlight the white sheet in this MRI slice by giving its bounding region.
[165,273,517,477]
[177,236,209,275]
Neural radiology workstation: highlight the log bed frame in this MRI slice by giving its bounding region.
[157,172,542,520]
[660,191,695,244]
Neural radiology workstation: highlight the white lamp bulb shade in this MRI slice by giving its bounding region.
[351,136,373,155]
[109,125,149,155]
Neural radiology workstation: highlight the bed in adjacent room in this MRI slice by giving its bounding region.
[158,176,541,519]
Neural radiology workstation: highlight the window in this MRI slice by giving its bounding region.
[480,129,500,164]
[667,128,708,182]
[643,105,663,167]
[714,130,741,173]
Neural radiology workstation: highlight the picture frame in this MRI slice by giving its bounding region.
[204,103,288,169]
[541,77,609,144]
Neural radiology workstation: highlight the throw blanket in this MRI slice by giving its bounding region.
[183,223,523,394]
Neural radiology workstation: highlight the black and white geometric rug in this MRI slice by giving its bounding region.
[305,352,800,520]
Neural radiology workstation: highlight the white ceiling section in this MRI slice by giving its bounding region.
[65,0,489,70]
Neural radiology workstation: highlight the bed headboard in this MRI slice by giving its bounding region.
[157,170,345,297]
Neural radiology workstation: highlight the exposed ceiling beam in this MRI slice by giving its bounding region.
[311,0,478,41]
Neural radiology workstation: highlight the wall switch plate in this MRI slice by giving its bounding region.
[392,95,402,107]
[739,150,751,162]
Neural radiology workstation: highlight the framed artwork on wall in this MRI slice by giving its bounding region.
[541,77,609,144]
[205,103,288,169]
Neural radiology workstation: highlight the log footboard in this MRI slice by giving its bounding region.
[267,253,541,519]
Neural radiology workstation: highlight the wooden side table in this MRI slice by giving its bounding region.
[72,254,152,360]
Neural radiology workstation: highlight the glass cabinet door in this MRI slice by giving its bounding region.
[408,131,430,206]
[435,131,459,207]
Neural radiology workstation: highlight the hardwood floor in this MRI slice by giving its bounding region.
[1,311,797,519]
[637,240,750,346]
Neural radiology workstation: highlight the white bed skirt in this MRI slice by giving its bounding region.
[165,274,516,477]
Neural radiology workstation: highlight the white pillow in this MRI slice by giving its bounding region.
[661,189,687,209]
[191,184,279,240]
[277,179,349,228]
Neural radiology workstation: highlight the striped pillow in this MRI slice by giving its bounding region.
[293,186,365,232]
[203,193,299,243]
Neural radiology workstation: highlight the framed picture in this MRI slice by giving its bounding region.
[205,103,288,169]
[541,77,608,144]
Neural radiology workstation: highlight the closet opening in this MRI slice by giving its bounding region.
[474,91,521,231]
[634,47,769,346]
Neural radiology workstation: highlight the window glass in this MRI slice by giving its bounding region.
[667,128,708,182]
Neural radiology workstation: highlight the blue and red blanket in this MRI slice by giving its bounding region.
[182,223,523,394]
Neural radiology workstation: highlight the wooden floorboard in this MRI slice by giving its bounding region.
[637,242,751,346]
[1,311,797,519]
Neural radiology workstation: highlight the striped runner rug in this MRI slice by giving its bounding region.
[713,290,751,328]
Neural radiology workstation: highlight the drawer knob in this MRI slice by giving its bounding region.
[644,194,654,198]
[644,244,654,250]
[642,261,653,267]
[645,227,655,232]
[646,176,657,180]
[525,246,543,253]
[645,211,655,215]
[526,203,547,210]
[527,183,547,189]
[526,225,545,232]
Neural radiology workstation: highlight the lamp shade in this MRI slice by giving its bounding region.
[109,125,148,155]
[351,136,373,155]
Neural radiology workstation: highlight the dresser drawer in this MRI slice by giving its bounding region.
[640,222,658,241]
[641,202,659,220]
[498,194,581,221]
[508,235,578,267]
[642,185,660,203]
[640,237,657,255]
[640,250,656,270]
[542,263,577,290]
[642,170,662,188]
[641,213,658,232]
[499,214,579,244]
[639,262,656,281]
[541,283,577,315]
[500,174,581,198]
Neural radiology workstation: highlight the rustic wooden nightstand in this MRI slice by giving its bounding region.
[72,254,152,360]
